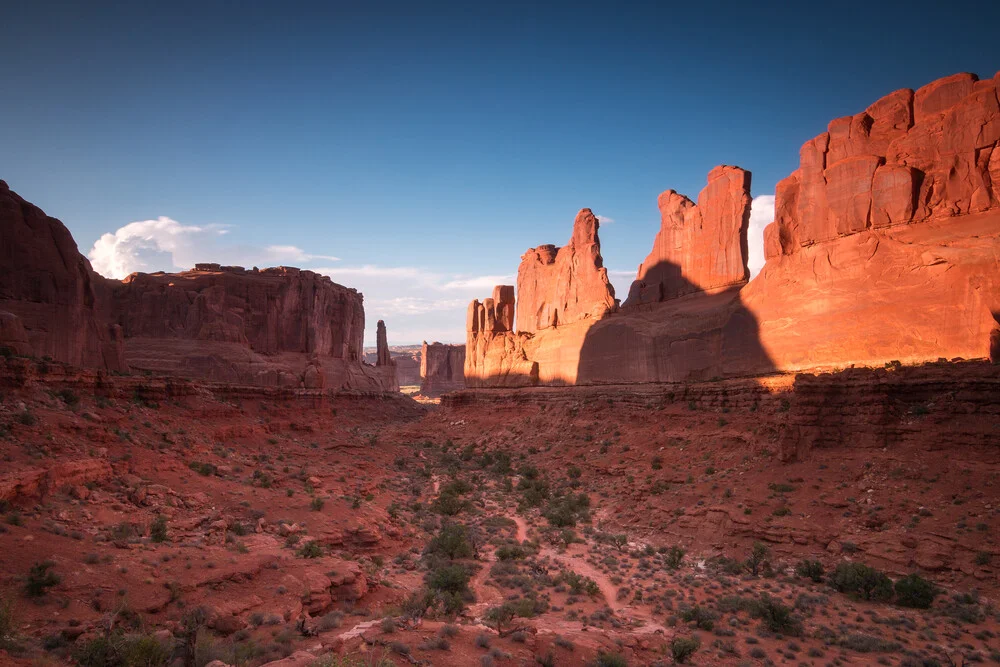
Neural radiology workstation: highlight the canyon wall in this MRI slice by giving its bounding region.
[0,180,126,371]
[419,342,466,396]
[466,70,1000,387]
[0,182,396,392]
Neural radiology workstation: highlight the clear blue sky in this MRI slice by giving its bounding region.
[2,1,998,344]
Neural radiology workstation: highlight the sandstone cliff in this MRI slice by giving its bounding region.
[0,182,396,392]
[624,165,752,307]
[0,180,126,371]
[419,341,466,396]
[465,70,1000,386]
[516,209,616,333]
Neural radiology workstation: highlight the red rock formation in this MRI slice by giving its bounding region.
[419,342,466,396]
[0,311,32,356]
[767,71,1000,255]
[107,266,395,391]
[0,181,396,392]
[0,180,126,371]
[516,209,616,332]
[624,166,752,307]
[375,320,392,367]
[466,71,1000,386]
[465,286,539,387]
[393,349,422,386]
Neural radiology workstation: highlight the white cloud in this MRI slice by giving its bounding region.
[88,217,339,279]
[747,195,774,278]
[596,214,616,225]
[89,215,509,345]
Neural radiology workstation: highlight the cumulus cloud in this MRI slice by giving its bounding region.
[747,195,774,278]
[89,215,509,345]
[88,217,338,280]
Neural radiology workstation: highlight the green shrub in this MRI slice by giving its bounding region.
[426,523,473,560]
[795,559,825,582]
[24,561,60,597]
[297,541,323,558]
[679,605,715,631]
[543,494,590,527]
[496,544,526,561]
[746,542,770,576]
[150,515,168,543]
[828,562,893,601]
[426,564,470,595]
[664,545,685,570]
[74,631,171,667]
[894,573,938,609]
[753,594,802,636]
[670,636,700,663]
[594,651,628,667]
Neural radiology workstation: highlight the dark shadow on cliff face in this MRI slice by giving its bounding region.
[576,260,776,384]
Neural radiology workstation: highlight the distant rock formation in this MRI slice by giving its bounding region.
[375,321,392,367]
[465,285,538,387]
[624,166,751,307]
[516,209,616,333]
[394,350,421,385]
[466,70,1000,386]
[0,181,396,392]
[419,342,465,396]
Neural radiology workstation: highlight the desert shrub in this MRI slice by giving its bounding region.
[594,651,628,667]
[828,562,893,601]
[495,544,526,561]
[893,573,938,609]
[837,633,902,653]
[745,542,770,576]
[427,564,471,595]
[516,469,550,508]
[426,523,473,560]
[753,594,802,636]
[24,561,60,597]
[431,492,468,516]
[679,605,716,631]
[188,461,216,476]
[664,545,685,570]
[150,515,168,543]
[73,632,171,667]
[310,497,325,511]
[557,571,600,597]
[16,410,36,426]
[795,559,825,582]
[297,541,323,559]
[543,493,590,527]
[670,636,700,663]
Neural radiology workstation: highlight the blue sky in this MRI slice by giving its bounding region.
[2,1,998,345]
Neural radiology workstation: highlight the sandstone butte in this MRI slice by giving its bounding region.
[466,70,1000,387]
[0,180,397,392]
[419,341,466,397]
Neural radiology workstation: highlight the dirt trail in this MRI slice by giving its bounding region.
[509,515,666,635]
